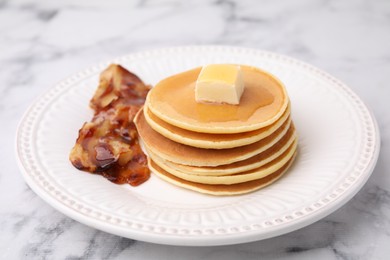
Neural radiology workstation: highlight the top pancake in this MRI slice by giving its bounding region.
[147,65,289,134]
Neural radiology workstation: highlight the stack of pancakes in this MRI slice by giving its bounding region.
[134,65,297,195]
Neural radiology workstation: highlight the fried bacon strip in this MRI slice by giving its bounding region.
[70,64,151,186]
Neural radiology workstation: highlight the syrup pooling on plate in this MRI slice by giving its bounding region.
[69,64,151,186]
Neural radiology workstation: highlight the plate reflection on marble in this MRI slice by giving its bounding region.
[16,46,380,246]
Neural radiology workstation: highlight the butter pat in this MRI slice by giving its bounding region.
[195,64,245,105]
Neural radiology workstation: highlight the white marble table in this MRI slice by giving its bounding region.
[1,0,389,259]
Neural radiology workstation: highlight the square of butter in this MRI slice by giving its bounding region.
[195,64,245,105]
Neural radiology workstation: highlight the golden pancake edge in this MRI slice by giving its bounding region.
[148,152,297,196]
[135,110,294,167]
[143,102,291,149]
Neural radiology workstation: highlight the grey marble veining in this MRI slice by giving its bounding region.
[1,0,390,259]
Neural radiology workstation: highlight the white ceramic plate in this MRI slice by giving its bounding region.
[16,46,380,246]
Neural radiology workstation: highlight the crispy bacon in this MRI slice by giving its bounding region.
[70,64,151,186]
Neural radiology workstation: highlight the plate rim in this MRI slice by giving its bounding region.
[15,45,381,246]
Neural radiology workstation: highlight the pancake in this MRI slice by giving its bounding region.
[135,108,293,167]
[162,129,297,176]
[146,65,289,134]
[148,138,297,185]
[143,102,291,149]
[149,152,297,196]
